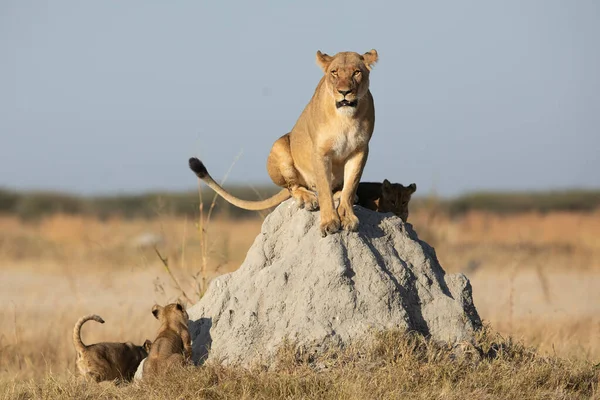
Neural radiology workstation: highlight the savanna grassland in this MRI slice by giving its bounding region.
[1,189,599,399]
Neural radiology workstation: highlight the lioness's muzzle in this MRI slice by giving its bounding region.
[336,99,358,108]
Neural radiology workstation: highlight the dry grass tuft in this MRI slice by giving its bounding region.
[2,327,598,400]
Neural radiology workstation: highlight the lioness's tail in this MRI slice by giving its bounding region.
[73,314,105,353]
[188,157,291,211]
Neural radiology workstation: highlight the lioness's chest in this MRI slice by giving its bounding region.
[325,120,369,161]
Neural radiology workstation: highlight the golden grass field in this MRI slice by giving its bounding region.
[1,207,599,398]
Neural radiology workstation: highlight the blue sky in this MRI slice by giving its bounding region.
[1,1,599,196]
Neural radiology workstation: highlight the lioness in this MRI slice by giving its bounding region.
[143,302,192,380]
[356,180,417,222]
[72,314,152,383]
[189,49,378,236]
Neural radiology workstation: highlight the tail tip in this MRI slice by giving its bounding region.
[189,157,208,179]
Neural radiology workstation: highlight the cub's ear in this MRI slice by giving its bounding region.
[143,340,152,352]
[382,179,392,192]
[316,51,333,72]
[151,304,162,320]
[362,49,378,70]
[408,183,417,193]
[176,302,184,312]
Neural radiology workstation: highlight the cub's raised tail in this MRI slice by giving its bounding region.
[188,157,291,211]
[73,314,105,354]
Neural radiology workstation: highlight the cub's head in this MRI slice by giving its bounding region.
[316,49,378,116]
[129,339,152,358]
[379,180,417,222]
[152,302,189,326]
[142,339,152,354]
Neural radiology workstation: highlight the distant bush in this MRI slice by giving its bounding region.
[0,189,19,212]
[15,192,87,220]
[446,190,600,216]
[0,186,282,220]
[0,186,598,220]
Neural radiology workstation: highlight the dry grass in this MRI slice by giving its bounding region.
[1,207,600,398]
[0,214,258,275]
[2,328,599,400]
[412,209,600,272]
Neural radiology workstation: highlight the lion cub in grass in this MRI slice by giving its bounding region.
[143,302,192,379]
[356,179,417,222]
[73,314,152,383]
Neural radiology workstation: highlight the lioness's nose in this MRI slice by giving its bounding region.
[338,89,352,96]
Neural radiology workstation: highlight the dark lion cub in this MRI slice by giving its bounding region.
[73,314,152,383]
[356,179,416,222]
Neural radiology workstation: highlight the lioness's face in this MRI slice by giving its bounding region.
[316,50,378,115]
[380,180,417,222]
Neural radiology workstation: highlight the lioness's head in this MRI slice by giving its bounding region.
[380,179,417,222]
[316,49,378,116]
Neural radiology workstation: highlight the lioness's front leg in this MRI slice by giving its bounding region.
[338,148,369,231]
[312,151,340,237]
[333,190,359,208]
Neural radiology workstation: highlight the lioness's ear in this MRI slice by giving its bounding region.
[362,49,378,70]
[151,304,162,320]
[316,51,333,72]
[409,183,417,194]
[143,340,152,352]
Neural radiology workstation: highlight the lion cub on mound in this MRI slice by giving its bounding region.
[73,314,152,383]
[356,180,417,222]
[143,302,192,379]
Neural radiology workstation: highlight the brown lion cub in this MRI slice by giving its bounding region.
[73,314,152,383]
[356,180,417,222]
[143,302,192,379]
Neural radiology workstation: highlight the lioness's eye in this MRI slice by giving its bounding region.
[331,70,337,76]
[353,70,361,76]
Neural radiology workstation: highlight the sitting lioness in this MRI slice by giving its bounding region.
[356,180,417,222]
[189,49,378,236]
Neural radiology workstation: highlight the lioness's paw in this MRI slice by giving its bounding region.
[338,204,359,231]
[292,188,319,211]
[340,213,359,232]
[320,216,341,237]
[304,196,319,211]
